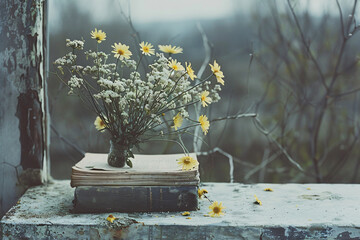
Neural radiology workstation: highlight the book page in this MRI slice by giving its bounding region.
[75,153,198,172]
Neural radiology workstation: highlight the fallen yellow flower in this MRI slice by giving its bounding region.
[198,188,208,199]
[181,211,191,216]
[106,214,116,223]
[209,201,225,217]
[254,195,262,205]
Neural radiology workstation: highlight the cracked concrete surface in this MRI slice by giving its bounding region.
[1,181,360,239]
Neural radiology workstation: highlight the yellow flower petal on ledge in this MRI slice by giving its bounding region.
[139,41,155,56]
[112,42,132,60]
[172,112,183,131]
[177,156,199,171]
[254,194,262,205]
[106,214,116,223]
[181,211,191,216]
[199,115,210,135]
[90,28,106,43]
[198,188,208,199]
[209,201,225,217]
[200,90,212,107]
[94,116,106,132]
[264,188,273,192]
[159,44,183,54]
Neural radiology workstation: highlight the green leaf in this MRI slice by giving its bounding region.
[126,159,133,168]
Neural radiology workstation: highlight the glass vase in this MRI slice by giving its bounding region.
[107,140,131,168]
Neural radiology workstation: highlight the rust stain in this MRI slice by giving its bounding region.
[76,229,85,235]
[107,218,139,240]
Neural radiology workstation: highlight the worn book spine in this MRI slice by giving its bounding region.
[73,185,198,213]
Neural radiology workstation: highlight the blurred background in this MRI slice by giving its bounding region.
[48,0,360,183]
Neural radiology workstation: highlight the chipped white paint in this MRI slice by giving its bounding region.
[0,0,48,217]
[1,181,359,239]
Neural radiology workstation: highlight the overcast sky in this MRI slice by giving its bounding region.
[49,0,356,32]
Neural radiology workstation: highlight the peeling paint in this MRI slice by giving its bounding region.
[16,90,43,170]
[0,0,48,217]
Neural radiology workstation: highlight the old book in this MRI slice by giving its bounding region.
[71,153,199,187]
[73,185,198,213]
[71,153,199,212]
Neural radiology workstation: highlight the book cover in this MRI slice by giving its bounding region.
[73,185,198,213]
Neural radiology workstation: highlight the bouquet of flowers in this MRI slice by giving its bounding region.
[54,28,224,168]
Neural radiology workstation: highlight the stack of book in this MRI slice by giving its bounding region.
[71,153,199,213]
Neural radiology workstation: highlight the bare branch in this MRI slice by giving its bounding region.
[210,113,257,123]
[196,23,213,81]
[117,0,149,69]
[245,150,282,181]
[287,0,328,91]
[253,116,305,173]
[193,23,213,153]
[50,124,85,157]
[330,86,360,98]
[336,0,345,37]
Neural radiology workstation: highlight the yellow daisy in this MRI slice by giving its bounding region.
[200,91,212,107]
[215,75,225,85]
[186,62,197,80]
[112,42,132,60]
[172,112,183,130]
[264,188,273,192]
[209,60,225,85]
[209,201,225,217]
[139,41,155,56]
[106,214,116,223]
[90,28,106,43]
[168,59,185,71]
[199,115,210,135]
[158,44,183,54]
[254,195,262,205]
[198,188,208,199]
[177,156,199,171]
[94,116,106,132]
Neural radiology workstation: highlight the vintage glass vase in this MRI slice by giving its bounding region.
[107,140,131,168]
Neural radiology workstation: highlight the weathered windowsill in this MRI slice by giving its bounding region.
[1,180,359,239]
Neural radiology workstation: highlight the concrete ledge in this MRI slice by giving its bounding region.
[1,181,360,239]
